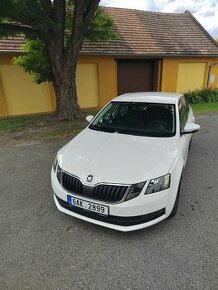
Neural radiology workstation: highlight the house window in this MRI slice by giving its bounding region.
[176,63,206,93]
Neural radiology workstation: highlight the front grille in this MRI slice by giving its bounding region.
[92,184,128,203]
[57,167,128,203]
[61,171,83,195]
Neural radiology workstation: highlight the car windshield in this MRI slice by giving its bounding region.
[89,102,176,137]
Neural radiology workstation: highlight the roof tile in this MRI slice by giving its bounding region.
[1,7,218,56]
[81,7,218,56]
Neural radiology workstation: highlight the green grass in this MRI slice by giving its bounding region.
[191,102,218,114]
[0,103,217,136]
[0,114,87,141]
[0,116,41,133]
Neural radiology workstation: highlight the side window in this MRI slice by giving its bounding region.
[185,98,190,117]
[179,97,188,129]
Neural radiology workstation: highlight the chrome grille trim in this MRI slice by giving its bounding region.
[57,166,130,204]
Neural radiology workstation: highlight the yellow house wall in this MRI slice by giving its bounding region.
[0,75,8,117]
[78,56,117,108]
[161,57,218,93]
[177,63,207,93]
[0,55,117,117]
[1,54,218,118]
[0,55,52,116]
[76,63,99,108]
[209,63,218,89]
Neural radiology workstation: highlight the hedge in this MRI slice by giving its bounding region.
[184,88,218,104]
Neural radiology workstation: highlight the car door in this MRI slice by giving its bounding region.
[178,96,192,164]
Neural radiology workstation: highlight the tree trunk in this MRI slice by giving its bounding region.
[47,0,101,121]
[52,57,82,120]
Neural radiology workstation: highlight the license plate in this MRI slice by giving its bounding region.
[67,195,109,216]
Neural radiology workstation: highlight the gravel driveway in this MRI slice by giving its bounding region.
[0,113,218,290]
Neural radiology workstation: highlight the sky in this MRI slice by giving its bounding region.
[100,0,218,38]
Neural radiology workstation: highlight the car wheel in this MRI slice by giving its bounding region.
[169,180,181,218]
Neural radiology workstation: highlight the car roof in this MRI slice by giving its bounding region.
[113,92,182,104]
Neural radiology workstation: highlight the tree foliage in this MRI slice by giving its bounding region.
[12,7,116,84]
[13,40,52,84]
[86,7,116,42]
[0,1,117,120]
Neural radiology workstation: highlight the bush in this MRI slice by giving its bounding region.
[184,88,218,104]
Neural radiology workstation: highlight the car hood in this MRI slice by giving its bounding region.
[58,128,178,185]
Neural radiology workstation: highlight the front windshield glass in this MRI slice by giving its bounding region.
[89,102,176,137]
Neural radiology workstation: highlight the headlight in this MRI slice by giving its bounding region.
[145,174,171,194]
[125,182,145,201]
[53,156,58,172]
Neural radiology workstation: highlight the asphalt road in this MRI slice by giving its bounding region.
[0,113,218,290]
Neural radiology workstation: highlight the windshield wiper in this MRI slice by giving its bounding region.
[89,125,117,133]
[88,125,101,131]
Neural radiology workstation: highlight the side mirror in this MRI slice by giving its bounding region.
[86,115,94,123]
[181,123,200,135]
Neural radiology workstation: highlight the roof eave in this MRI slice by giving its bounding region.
[1,50,218,58]
[79,52,218,58]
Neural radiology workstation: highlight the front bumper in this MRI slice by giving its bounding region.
[51,169,175,232]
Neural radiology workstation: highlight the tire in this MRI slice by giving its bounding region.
[189,137,192,151]
[169,180,181,218]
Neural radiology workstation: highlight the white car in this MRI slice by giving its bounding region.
[51,92,200,232]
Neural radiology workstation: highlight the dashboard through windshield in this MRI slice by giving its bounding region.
[89,101,176,137]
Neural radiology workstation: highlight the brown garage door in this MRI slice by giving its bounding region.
[117,60,157,95]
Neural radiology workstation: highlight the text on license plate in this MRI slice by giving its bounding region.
[67,195,109,216]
